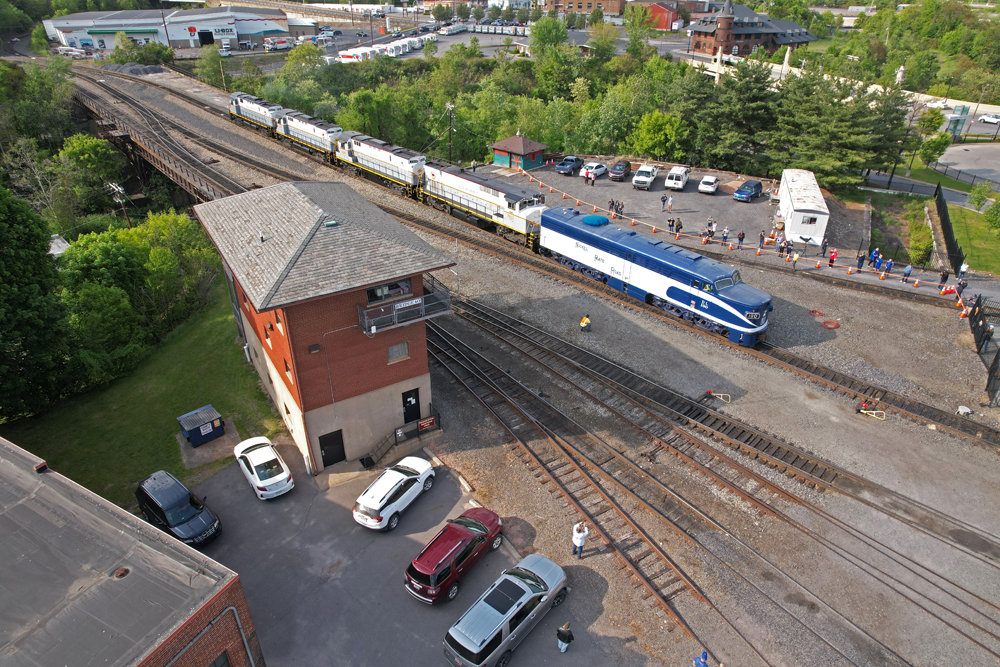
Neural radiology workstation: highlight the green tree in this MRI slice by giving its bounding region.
[0,58,76,150]
[983,199,1000,242]
[547,7,558,19]
[489,6,501,20]
[193,45,229,89]
[502,6,515,22]
[903,51,940,92]
[232,58,268,95]
[433,4,454,21]
[473,6,485,21]
[63,282,148,388]
[517,8,529,24]
[967,182,993,238]
[623,3,655,60]
[283,43,323,79]
[530,7,543,21]
[589,8,603,24]
[30,23,49,55]
[564,10,576,29]
[530,16,568,51]
[866,85,909,173]
[456,3,471,20]
[917,132,951,165]
[423,39,438,58]
[0,187,70,419]
[57,134,126,214]
[916,109,945,135]
[532,42,580,100]
[587,21,619,62]
[628,111,690,161]
[699,59,775,175]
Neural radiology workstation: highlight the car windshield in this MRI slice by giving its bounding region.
[390,464,419,477]
[637,170,651,178]
[614,162,627,169]
[254,456,284,481]
[505,567,548,593]
[165,494,204,527]
[449,516,488,534]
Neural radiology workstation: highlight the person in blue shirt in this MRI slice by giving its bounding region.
[901,264,913,283]
[869,247,880,267]
[884,258,894,275]
[874,254,883,271]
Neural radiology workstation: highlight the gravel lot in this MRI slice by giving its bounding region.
[82,73,1000,665]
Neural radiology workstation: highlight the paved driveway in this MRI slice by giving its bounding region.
[195,445,610,667]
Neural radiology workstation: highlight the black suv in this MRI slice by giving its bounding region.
[609,160,632,181]
[136,470,221,547]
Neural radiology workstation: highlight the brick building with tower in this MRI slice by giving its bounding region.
[0,436,265,667]
[194,182,453,474]
[689,0,816,57]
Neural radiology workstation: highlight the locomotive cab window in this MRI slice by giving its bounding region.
[715,277,734,290]
[367,279,412,305]
[692,280,700,289]
[702,283,713,293]
[732,271,742,283]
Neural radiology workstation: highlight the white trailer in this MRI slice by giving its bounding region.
[776,169,830,246]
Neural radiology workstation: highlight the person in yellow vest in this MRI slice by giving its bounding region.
[580,314,591,332]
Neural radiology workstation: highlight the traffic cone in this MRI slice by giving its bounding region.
[675,233,680,240]
[701,237,707,245]
[539,182,544,189]
[529,176,534,182]
[611,213,615,219]
[562,193,566,199]
[960,310,968,318]
[631,220,636,226]
[880,272,886,280]
[956,298,964,308]
[914,280,919,287]
[593,206,598,212]
[729,243,733,250]
[816,260,821,268]
[756,248,761,256]
[576,200,580,206]
[847,266,852,275]
[652,226,657,233]
[785,255,790,262]
[764,239,770,246]
[549,187,553,193]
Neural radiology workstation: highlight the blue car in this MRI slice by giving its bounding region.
[733,180,763,202]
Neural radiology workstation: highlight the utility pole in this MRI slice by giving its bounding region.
[446,102,455,163]
[220,58,227,92]
[107,183,132,229]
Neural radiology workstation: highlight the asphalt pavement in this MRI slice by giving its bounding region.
[195,445,611,667]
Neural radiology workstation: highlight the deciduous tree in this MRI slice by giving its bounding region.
[628,111,690,161]
[456,3,471,20]
[917,132,951,165]
[530,16,568,51]
[623,4,655,60]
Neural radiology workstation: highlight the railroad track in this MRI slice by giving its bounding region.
[70,66,1000,449]
[428,290,1000,663]
[428,320,917,667]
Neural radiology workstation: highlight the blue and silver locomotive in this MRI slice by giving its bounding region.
[540,207,771,345]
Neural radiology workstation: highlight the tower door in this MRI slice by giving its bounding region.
[402,389,420,424]
[319,430,345,466]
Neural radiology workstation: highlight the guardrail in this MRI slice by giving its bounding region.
[361,409,441,470]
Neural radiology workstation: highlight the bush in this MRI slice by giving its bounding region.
[906,201,933,265]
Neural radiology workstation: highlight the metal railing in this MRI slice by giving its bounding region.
[361,408,442,470]
[358,287,451,333]
[926,161,1000,192]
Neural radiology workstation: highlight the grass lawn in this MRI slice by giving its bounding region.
[905,156,973,193]
[948,205,1000,276]
[0,280,283,508]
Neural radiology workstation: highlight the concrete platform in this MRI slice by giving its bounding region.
[175,417,239,469]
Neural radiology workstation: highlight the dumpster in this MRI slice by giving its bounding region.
[177,405,225,447]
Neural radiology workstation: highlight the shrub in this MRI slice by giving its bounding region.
[906,201,933,265]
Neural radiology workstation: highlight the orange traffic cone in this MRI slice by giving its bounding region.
[652,226,657,233]
[816,260,821,268]
[764,239,770,246]
[593,206,598,212]
[960,310,968,318]
[701,237,707,245]
[847,266,852,275]
[611,213,615,219]
[729,243,733,250]
[956,298,964,308]
[914,280,919,287]
[562,193,567,199]
[756,248,761,256]
[539,182,544,189]
[576,200,580,206]
[549,187,553,193]
[675,233,680,240]
[631,220,636,226]
[785,255,790,262]
[880,272,886,280]
[529,176,534,182]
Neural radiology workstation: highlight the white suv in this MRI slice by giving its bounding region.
[353,456,435,531]
[631,164,658,189]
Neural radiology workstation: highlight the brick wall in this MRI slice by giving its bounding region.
[286,279,429,414]
[138,576,265,667]
[234,281,302,411]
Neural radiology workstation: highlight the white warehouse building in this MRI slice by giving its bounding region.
[43,6,289,51]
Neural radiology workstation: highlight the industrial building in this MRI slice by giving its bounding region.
[194,182,453,474]
[43,6,289,51]
[690,0,816,57]
[0,436,265,667]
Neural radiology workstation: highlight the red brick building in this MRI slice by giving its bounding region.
[194,182,453,473]
[646,1,680,29]
[690,0,816,57]
[0,436,265,667]
[536,0,626,17]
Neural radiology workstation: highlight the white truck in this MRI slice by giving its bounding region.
[631,164,659,190]
[264,37,291,51]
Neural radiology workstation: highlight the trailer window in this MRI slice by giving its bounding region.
[803,216,818,225]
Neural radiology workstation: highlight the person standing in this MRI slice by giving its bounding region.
[959,261,969,280]
[938,269,950,290]
[580,314,591,332]
[792,251,800,270]
[957,278,968,299]
[572,522,589,558]
[737,230,745,250]
[884,258,894,275]
[668,218,675,233]
[590,173,595,187]
[857,254,865,271]
[675,219,683,235]
[980,325,995,353]
[556,623,575,653]
[869,247,880,267]
[660,193,667,212]
[759,230,766,250]
[667,195,674,213]
[722,227,730,244]
[828,248,837,267]
[821,236,828,257]
[902,263,913,283]
[472,160,477,173]
[874,254,883,271]
[608,199,614,213]
[617,201,624,216]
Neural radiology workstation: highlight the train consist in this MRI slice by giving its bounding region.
[228,93,773,345]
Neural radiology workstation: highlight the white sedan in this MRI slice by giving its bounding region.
[581,162,607,178]
[698,175,721,194]
[980,113,1000,125]
[234,437,295,500]
[926,99,950,109]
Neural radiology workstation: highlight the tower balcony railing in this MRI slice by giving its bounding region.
[357,286,451,334]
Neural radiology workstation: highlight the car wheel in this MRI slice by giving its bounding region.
[496,651,513,667]
[423,475,434,492]
[386,513,400,531]
[491,534,503,551]
[447,581,460,601]
[551,588,568,607]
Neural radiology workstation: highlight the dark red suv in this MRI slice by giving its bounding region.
[405,508,503,604]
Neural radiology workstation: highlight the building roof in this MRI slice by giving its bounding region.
[0,436,234,667]
[780,169,829,214]
[193,182,453,311]
[489,134,548,156]
[691,3,816,43]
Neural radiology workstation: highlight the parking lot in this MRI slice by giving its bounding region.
[195,445,611,666]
